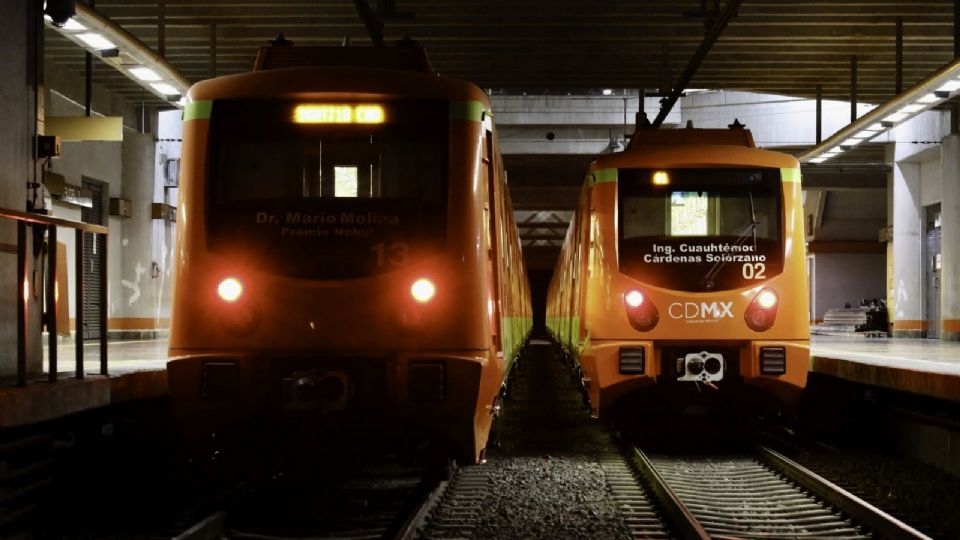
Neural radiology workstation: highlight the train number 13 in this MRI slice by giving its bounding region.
[742,262,766,280]
[371,242,410,267]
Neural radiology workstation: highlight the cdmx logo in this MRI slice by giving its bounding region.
[668,301,735,320]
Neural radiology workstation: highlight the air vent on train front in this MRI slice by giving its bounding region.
[760,347,787,375]
[409,361,445,402]
[619,347,645,375]
[201,361,240,401]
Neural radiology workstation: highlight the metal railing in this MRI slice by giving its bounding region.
[0,206,108,386]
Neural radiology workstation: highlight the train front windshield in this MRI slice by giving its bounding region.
[206,100,448,279]
[618,167,783,291]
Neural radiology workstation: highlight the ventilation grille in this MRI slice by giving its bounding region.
[202,361,240,401]
[409,362,445,402]
[619,347,645,374]
[760,347,787,375]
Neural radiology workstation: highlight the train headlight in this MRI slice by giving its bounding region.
[745,288,778,332]
[757,289,778,309]
[624,288,659,332]
[217,277,243,302]
[411,278,436,303]
[625,290,644,308]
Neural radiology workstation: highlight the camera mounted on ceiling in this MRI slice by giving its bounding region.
[44,0,76,28]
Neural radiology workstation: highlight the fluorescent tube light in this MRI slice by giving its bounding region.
[45,15,87,31]
[62,19,86,31]
[918,93,939,104]
[883,112,908,123]
[76,32,116,50]
[937,80,960,93]
[901,104,924,113]
[129,67,161,81]
[150,82,180,96]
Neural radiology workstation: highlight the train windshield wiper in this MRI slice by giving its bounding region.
[699,192,759,290]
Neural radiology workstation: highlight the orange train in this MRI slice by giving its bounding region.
[168,43,531,465]
[547,128,809,419]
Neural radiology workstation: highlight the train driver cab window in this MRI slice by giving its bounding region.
[669,192,708,236]
[618,167,784,291]
[334,166,359,198]
[206,99,449,279]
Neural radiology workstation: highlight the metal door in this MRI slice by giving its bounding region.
[80,179,104,340]
[925,206,941,339]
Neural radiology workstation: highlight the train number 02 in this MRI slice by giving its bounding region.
[742,262,766,280]
[371,242,410,267]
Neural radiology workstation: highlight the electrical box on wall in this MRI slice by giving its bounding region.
[109,197,132,218]
[878,226,893,243]
[37,135,61,158]
[151,202,177,222]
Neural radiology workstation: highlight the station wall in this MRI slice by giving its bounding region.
[44,62,170,339]
[0,0,41,377]
[810,253,886,321]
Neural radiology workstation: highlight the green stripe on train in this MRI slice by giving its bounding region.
[591,169,618,185]
[781,168,801,183]
[183,100,213,121]
[449,101,488,122]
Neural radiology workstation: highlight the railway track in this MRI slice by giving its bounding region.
[629,444,932,540]
[175,461,439,540]
[598,450,672,538]
[414,465,491,539]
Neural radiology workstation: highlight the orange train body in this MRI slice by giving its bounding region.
[168,46,531,464]
[547,129,809,419]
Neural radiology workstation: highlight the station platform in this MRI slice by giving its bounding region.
[0,340,168,430]
[2,335,958,430]
[810,336,960,402]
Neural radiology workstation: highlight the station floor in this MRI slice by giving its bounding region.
[809,336,960,402]
[42,338,168,376]
[1,334,952,430]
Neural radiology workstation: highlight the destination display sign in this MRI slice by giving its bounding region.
[255,210,401,239]
[642,242,767,264]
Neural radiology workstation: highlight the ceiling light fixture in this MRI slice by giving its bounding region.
[801,56,960,164]
[44,2,191,107]
[150,82,180,96]
[76,32,115,50]
[129,67,161,81]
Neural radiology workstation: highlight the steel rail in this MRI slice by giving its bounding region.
[756,445,933,540]
[629,446,711,540]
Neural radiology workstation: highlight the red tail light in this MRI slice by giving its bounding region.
[624,289,659,331]
[745,288,778,332]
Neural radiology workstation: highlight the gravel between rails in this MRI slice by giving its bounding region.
[417,340,639,539]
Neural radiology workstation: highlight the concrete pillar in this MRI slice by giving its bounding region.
[0,0,42,377]
[891,160,925,337]
[117,130,161,337]
[942,135,960,340]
